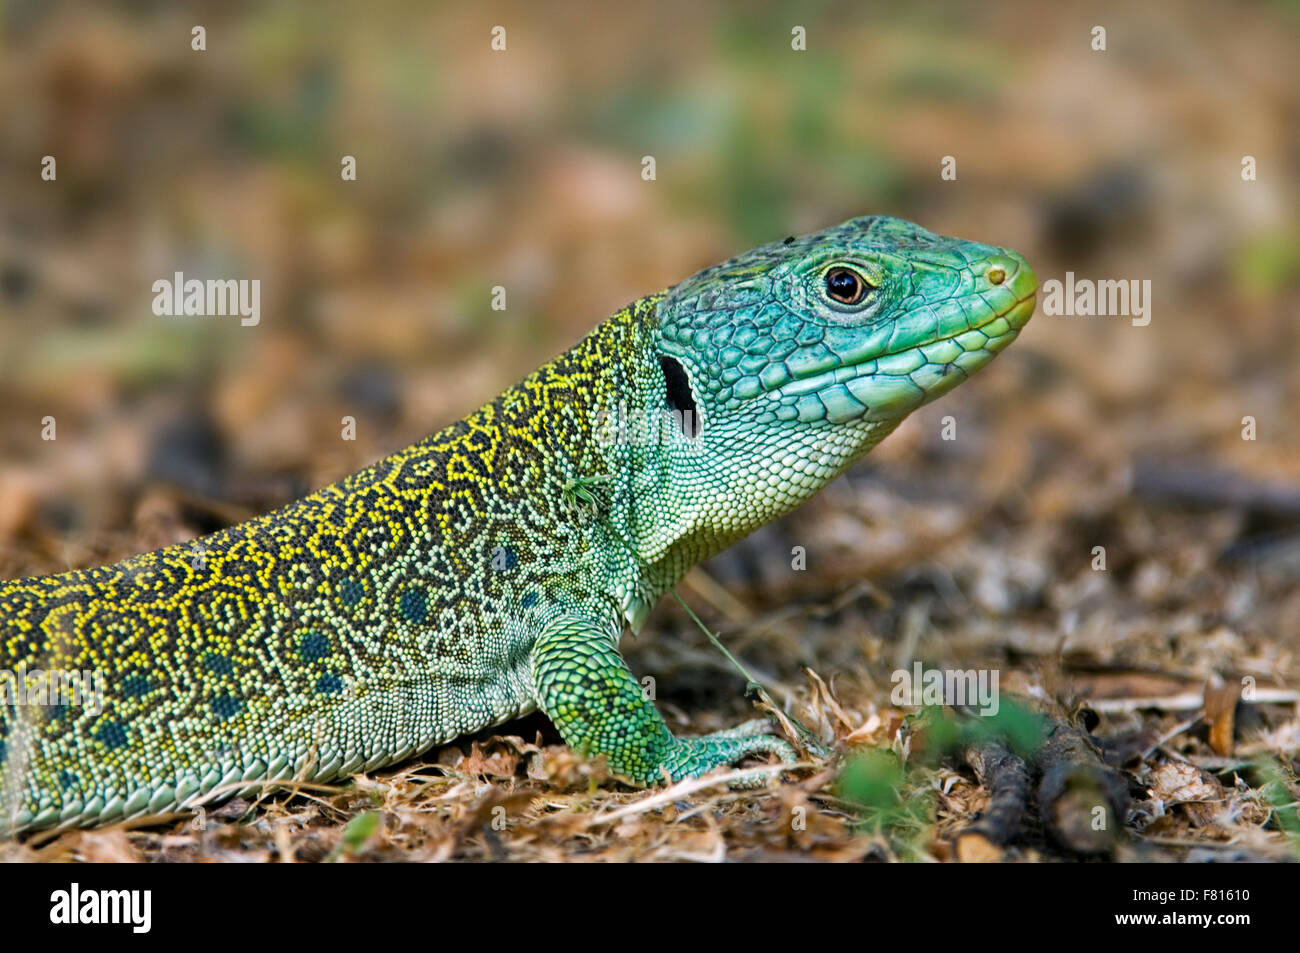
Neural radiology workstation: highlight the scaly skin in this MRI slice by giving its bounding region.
[0,216,1036,833]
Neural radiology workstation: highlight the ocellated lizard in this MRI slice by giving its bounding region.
[0,215,1037,833]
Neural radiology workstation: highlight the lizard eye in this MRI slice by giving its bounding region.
[824,267,870,306]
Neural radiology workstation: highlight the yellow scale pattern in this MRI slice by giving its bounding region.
[0,301,655,832]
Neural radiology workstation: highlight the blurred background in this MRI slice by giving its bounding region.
[1,0,1299,843]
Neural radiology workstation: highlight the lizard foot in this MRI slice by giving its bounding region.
[661,720,797,789]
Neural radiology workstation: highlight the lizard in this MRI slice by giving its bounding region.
[0,215,1037,834]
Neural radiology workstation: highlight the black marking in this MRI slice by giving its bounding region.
[659,354,701,438]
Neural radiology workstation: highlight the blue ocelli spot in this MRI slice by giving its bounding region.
[120,672,151,698]
[211,694,241,720]
[521,591,538,609]
[338,576,364,607]
[298,630,330,662]
[399,586,428,624]
[316,674,343,695]
[96,719,128,749]
[202,652,234,676]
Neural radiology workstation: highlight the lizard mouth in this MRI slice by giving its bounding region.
[771,264,1037,425]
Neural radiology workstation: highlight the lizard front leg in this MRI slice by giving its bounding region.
[532,613,795,786]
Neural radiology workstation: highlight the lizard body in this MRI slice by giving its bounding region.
[0,215,1036,833]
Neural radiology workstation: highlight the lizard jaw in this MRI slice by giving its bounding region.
[770,276,1037,426]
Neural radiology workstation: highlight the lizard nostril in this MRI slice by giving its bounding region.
[987,267,1006,285]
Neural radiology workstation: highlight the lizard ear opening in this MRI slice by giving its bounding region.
[658,354,702,439]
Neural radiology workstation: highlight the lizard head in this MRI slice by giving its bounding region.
[617,215,1036,577]
[653,214,1036,436]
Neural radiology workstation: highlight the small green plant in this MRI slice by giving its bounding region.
[327,810,380,862]
[1255,758,1300,858]
[837,698,1048,858]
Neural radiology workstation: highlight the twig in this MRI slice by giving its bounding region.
[955,741,1032,861]
[584,762,807,827]
[1033,718,1129,856]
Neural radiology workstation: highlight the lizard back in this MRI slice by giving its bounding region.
[0,300,655,831]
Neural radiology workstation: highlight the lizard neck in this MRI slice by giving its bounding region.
[423,292,893,636]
